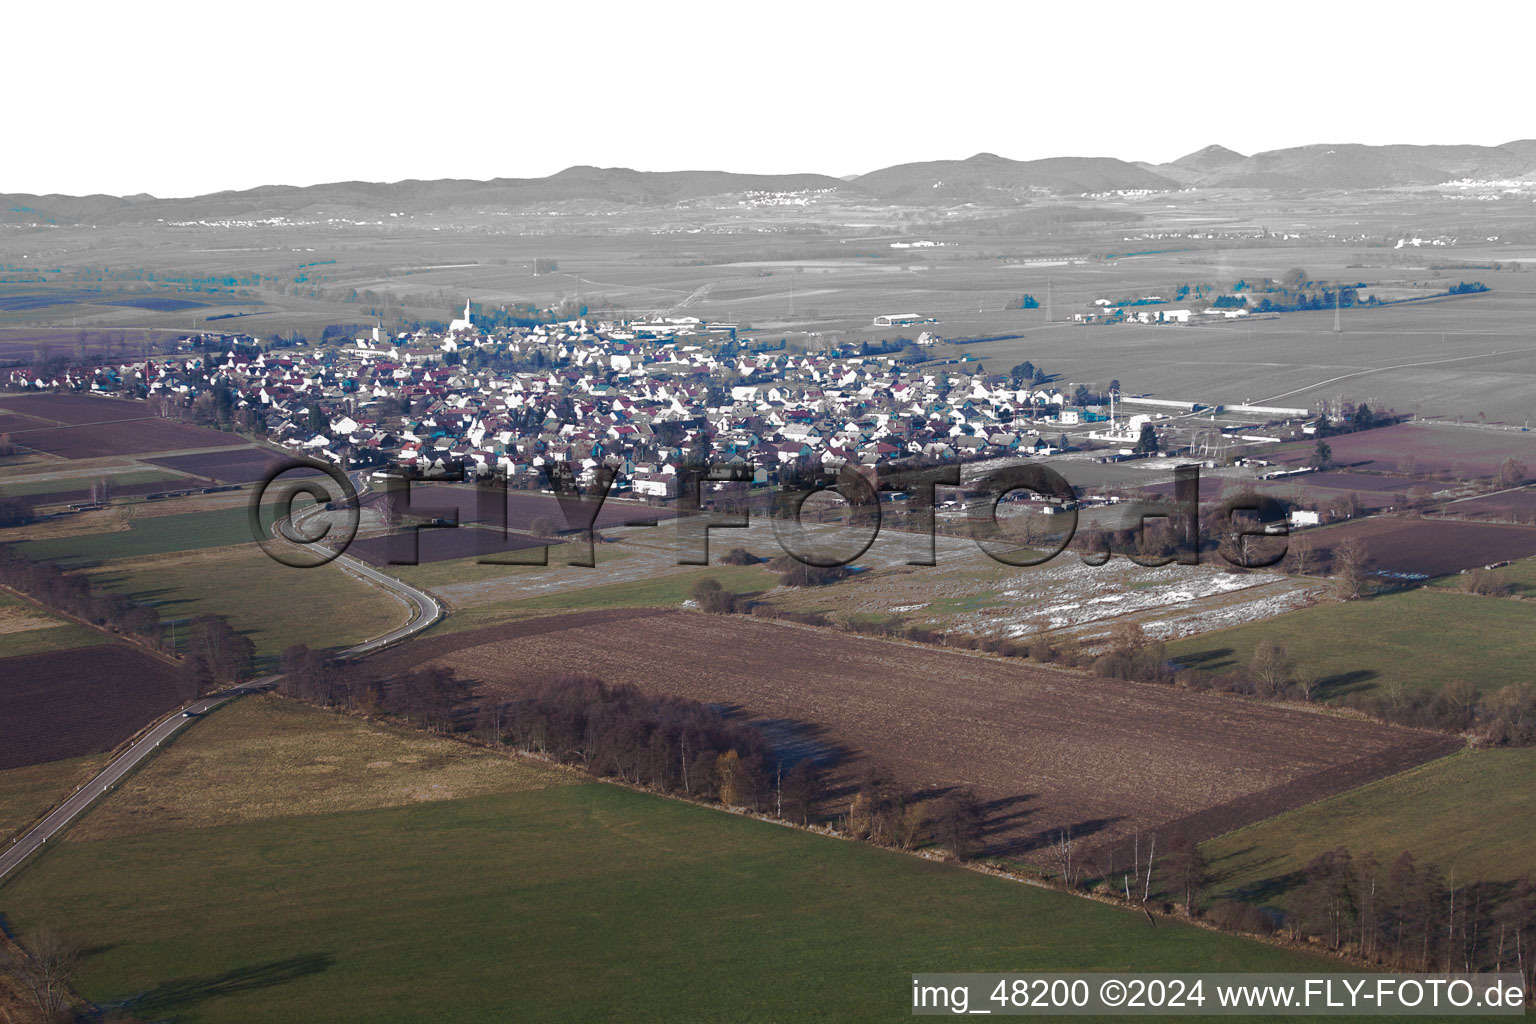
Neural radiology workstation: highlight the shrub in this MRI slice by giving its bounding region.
[1206,899,1276,935]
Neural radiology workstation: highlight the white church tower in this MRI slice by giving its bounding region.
[448,299,473,334]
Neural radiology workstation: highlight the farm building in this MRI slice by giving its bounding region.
[873,313,927,327]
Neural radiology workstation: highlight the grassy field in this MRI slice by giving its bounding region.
[0,589,110,659]
[18,504,269,564]
[1202,748,1536,907]
[0,753,111,842]
[69,697,576,840]
[0,467,187,499]
[1166,588,1536,700]
[83,545,407,667]
[377,540,629,590]
[419,562,777,637]
[1428,554,1536,598]
[0,703,1351,1024]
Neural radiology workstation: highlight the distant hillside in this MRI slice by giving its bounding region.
[0,167,861,226]
[1164,141,1536,189]
[7,140,1536,223]
[850,152,1179,202]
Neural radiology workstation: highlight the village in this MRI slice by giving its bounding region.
[6,303,1258,500]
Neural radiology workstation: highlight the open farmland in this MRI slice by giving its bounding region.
[0,699,1345,1024]
[1436,485,1536,523]
[347,486,678,566]
[372,609,1456,862]
[1427,552,1536,597]
[1296,516,1536,580]
[148,446,326,483]
[1167,588,1536,700]
[0,588,110,659]
[364,485,678,532]
[68,696,577,841]
[17,504,267,563]
[346,526,552,567]
[1202,748,1536,907]
[0,753,112,842]
[0,393,244,459]
[0,643,184,769]
[86,545,409,667]
[941,254,1536,426]
[1273,421,1536,477]
[0,468,196,508]
[0,394,158,423]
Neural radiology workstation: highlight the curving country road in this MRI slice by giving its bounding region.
[0,473,441,883]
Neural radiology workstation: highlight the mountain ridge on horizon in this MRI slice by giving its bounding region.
[6,139,1536,225]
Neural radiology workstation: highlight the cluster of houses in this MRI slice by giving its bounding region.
[1071,296,1251,325]
[7,313,1122,496]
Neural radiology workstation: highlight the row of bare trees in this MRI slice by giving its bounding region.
[1293,846,1536,988]
[0,543,162,646]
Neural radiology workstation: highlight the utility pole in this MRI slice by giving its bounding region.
[1333,290,1342,334]
[1045,276,1054,323]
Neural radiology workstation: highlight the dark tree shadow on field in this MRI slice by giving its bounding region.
[107,953,336,1018]
[707,706,852,769]
[1315,669,1377,701]
[1223,868,1308,906]
[1002,815,1124,860]
[1170,648,1235,672]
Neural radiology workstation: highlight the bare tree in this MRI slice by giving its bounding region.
[1287,535,1317,577]
[2,927,80,1021]
[1332,537,1372,600]
[1164,839,1209,915]
[1249,639,1293,698]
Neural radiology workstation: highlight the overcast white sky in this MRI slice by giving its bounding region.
[9,0,1533,197]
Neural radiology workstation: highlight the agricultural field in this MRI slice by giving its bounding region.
[0,589,109,660]
[1428,552,1536,598]
[1202,747,1536,907]
[0,466,193,506]
[400,509,1326,648]
[1436,484,1536,523]
[0,326,187,363]
[372,609,1456,862]
[0,753,112,842]
[943,257,1536,427]
[147,446,327,484]
[85,544,409,667]
[1291,517,1536,581]
[18,503,271,564]
[1141,469,1437,513]
[364,485,678,531]
[68,696,577,841]
[1272,422,1536,478]
[341,486,677,567]
[346,526,551,567]
[1167,588,1536,700]
[0,643,184,770]
[767,543,1321,649]
[0,699,1345,1024]
[0,393,243,458]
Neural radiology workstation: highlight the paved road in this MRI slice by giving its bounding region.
[0,474,441,883]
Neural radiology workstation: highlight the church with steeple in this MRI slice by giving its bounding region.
[447,299,473,334]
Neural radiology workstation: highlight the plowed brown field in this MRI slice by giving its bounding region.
[0,643,184,769]
[371,609,1457,862]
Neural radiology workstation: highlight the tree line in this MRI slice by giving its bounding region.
[0,543,163,646]
[0,544,253,699]
[1289,845,1534,986]
[275,646,995,860]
